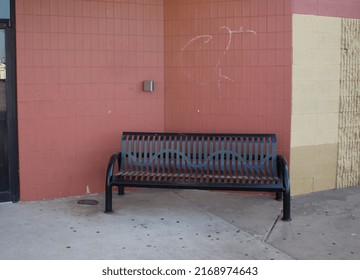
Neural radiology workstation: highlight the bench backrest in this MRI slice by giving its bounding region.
[120,132,278,178]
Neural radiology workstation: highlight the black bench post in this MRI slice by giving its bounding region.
[118,187,125,195]
[283,188,291,221]
[277,155,291,221]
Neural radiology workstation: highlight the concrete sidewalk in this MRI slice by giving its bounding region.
[0,187,359,260]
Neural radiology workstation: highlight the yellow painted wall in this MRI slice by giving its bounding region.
[291,14,341,195]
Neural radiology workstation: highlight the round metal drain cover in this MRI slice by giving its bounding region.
[77,199,99,206]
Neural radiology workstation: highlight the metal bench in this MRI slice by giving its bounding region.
[105,132,291,221]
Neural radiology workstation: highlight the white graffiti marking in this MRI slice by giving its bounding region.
[219,25,257,53]
[181,35,213,51]
[180,25,257,95]
[218,68,234,82]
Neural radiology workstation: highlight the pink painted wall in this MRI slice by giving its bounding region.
[164,0,292,159]
[16,0,165,200]
[15,0,294,201]
[293,0,360,18]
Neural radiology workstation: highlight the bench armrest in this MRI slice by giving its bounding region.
[106,152,121,187]
[105,152,121,213]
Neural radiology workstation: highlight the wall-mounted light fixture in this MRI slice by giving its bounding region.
[143,80,154,93]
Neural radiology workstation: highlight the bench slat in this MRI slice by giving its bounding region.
[260,137,265,177]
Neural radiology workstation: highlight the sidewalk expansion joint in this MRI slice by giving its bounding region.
[263,214,281,242]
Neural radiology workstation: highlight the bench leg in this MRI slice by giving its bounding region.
[118,186,125,195]
[282,189,291,221]
[105,152,121,213]
[105,183,113,213]
[275,191,282,201]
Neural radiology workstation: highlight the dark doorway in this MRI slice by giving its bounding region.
[0,0,19,202]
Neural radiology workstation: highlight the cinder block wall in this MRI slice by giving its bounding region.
[291,14,341,195]
[291,0,360,195]
[337,18,360,188]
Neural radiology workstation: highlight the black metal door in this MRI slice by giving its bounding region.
[0,26,11,201]
[0,27,10,200]
[0,3,19,202]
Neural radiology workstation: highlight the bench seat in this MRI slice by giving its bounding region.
[113,171,281,187]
